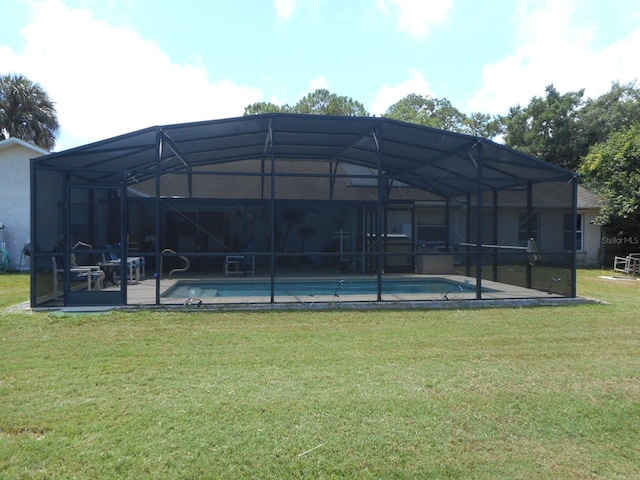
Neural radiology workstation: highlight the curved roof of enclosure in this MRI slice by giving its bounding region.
[33,114,575,198]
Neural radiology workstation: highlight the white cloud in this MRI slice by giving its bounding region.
[377,0,453,38]
[269,94,285,106]
[468,0,640,114]
[309,76,328,91]
[0,0,263,151]
[275,0,296,20]
[371,68,433,115]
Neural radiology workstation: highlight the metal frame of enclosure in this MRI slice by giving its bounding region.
[30,114,578,308]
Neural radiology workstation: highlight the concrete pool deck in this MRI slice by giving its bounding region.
[110,273,582,310]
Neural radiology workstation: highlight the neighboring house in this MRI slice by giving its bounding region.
[576,186,603,266]
[0,137,48,271]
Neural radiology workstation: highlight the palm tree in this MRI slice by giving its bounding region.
[0,73,59,151]
[279,207,306,251]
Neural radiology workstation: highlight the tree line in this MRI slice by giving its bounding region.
[2,72,639,234]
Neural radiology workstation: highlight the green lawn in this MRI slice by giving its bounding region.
[0,272,30,310]
[0,270,638,479]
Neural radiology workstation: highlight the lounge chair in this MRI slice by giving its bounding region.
[51,254,105,295]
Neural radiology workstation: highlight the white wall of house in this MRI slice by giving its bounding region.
[415,201,603,267]
[580,208,603,266]
[0,138,47,271]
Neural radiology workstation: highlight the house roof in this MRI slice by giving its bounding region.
[577,186,602,209]
[33,114,576,199]
[0,137,48,156]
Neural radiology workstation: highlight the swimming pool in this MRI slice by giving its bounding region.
[163,277,483,300]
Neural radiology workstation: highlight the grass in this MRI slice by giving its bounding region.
[0,272,30,310]
[0,270,638,478]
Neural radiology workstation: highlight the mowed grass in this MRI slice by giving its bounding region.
[0,272,30,310]
[0,271,638,479]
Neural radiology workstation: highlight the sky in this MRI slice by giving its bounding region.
[1,0,639,152]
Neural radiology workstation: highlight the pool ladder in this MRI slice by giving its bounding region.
[160,248,190,279]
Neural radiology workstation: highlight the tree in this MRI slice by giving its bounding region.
[293,89,368,116]
[579,123,640,233]
[279,207,306,251]
[384,93,501,139]
[465,112,502,139]
[575,81,640,150]
[501,85,584,170]
[384,94,464,129]
[298,226,315,252]
[0,73,59,151]
[243,101,291,116]
[244,89,369,117]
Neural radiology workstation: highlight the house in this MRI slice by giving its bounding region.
[30,114,582,308]
[576,186,603,266]
[0,137,48,271]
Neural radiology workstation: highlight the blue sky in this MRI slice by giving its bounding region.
[1,0,638,151]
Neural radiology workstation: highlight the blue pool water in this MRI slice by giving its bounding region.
[164,278,481,298]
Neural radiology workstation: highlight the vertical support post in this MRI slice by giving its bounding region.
[260,121,271,200]
[526,182,533,289]
[270,116,277,303]
[29,158,36,307]
[154,128,162,305]
[361,206,366,274]
[474,142,484,300]
[445,197,450,250]
[571,176,578,297]
[120,171,128,304]
[329,158,340,200]
[376,122,383,301]
[411,204,416,273]
[63,173,71,302]
[382,208,388,271]
[465,193,471,277]
[492,188,499,281]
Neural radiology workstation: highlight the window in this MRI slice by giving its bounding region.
[563,213,583,251]
[518,212,539,246]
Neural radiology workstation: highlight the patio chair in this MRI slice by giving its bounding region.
[52,253,104,295]
[225,255,244,276]
[225,240,256,276]
[101,244,145,284]
[613,253,640,275]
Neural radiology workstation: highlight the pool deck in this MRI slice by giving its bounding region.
[116,273,571,308]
